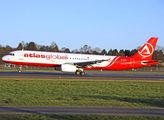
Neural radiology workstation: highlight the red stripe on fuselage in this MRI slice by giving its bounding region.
[106,56,120,67]
[3,60,60,67]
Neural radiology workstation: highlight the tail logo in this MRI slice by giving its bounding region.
[138,43,154,57]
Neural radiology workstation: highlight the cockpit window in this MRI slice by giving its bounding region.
[9,53,15,56]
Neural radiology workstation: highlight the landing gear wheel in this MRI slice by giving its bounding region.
[18,65,22,73]
[75,71,80,75]
[80,71,85,76]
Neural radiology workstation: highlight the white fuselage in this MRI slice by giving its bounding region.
[2,50,116,67]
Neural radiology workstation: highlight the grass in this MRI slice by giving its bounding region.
[0,114,164,120]
[0,78,163,108]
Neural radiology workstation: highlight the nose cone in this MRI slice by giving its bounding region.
[2,55,8,62]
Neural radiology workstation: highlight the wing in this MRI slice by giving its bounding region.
[72,60,107,68]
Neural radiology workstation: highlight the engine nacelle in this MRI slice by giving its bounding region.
[54,64,77,72]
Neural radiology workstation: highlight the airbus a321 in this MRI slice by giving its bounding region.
[2,37,159,76]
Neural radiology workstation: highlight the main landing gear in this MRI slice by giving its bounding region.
[18,65,22,73]
[75,70,85,76]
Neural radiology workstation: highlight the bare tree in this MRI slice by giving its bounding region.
[153,45,164,61]
[35,44,41,51]
[79,45,92,54]
[93,47,101,54]
[26,42,38,50]
[61,47,70,53]
[71,49,80,53]
[21,41,26,50]
[50,41,59,52]
[16,43,23,50]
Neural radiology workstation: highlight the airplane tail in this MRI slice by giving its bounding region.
[131,37,158,59]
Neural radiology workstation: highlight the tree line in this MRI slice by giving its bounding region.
[0,41,164,64]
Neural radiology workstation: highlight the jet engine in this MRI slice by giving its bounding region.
[54,64,77,72]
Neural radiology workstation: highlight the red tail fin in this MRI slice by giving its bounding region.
[131,37,158,59]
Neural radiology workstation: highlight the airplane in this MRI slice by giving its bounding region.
[2,37,158,76]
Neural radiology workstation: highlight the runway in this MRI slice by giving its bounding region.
[0,106,164,116]
[0,71,164,80]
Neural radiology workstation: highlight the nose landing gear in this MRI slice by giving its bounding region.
[18,65,22,73]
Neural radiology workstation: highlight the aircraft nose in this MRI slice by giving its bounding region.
[2,55,8,61]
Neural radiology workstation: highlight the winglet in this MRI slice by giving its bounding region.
[131,37,158,59]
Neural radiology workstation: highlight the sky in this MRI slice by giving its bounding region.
[0,0,164,52]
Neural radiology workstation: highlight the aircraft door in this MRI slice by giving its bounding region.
[19,52,24,60]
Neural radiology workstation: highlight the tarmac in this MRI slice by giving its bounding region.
[0,71,164,80]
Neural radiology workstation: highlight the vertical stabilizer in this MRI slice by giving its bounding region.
[131,37,158,59]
